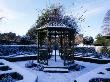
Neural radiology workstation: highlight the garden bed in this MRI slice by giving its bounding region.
[0,72,23,81]
[89,78,110,82]
[74,56,110,64]
[0,66,12,71]
[0,59,37,82]
[1,55,38,62]
[0,62,4,65]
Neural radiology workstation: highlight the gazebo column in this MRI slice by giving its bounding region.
[72,33,75,63]
[48,31,52,56]
[69,31,75,63]
[59,34,60,56]
[55,30,57,62]
[60,31,63,57]
[37,31,40,63]
[50,34,52,55]
[63,31,66,66]
[46,30,49,65]
[47,32,50,56]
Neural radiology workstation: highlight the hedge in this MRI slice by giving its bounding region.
[0,45,37,56]
[74,47,96,53]
[74,56,110,64]
[2,56,38,62]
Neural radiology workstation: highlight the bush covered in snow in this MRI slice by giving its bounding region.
[89,78,110,82]
[68,64,85,71]
[0,45,37,56]
[75,47,110,58]
[97,72,105,75]
[106,68,110,71]
[101,47,110,57]
[25,60,36,68]
[75,47,96,54]
[33,64,44,71]
[0,75,16,82]
[25,60,44,71]
[0,72,23,81]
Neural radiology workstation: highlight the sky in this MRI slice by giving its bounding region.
[0,0,110,39]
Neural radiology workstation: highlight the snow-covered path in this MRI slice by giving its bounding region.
[37,72,71,82]
[48,55,64,67]
[48,50,64,67]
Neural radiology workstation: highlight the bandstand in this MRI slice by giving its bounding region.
[36,8,76,66]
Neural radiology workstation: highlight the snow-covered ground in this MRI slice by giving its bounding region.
[1,50,110,82]
[12,50,109,82]
[76,63,110,82]
[13,60,104,82]
[0,59,37,82]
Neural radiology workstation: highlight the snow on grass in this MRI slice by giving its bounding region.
[2,50,109,82]
[76,63,110,82]
[13,60,104,82]
[0,59,37,82]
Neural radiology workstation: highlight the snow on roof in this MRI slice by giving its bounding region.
[39,21,72,29]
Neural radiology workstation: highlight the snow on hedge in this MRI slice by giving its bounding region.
[0,45,37,56]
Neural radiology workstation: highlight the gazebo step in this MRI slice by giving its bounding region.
[43,66,69,73]
[44,66,68,68]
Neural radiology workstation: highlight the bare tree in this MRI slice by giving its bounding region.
[102,10,110,36]
[0,17,4,22]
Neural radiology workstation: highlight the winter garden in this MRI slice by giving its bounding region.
[0,0,110,82]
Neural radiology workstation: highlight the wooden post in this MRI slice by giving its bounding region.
[70,31,75,63]
[60,31,63,57]
[55,30,57,62]
[47,30,49,65]
[63,31,66,66]
[72,33,75,63]
[37,31,39,63]
[48,32,51,56]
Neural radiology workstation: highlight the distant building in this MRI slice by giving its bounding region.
[75,34,83,45]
